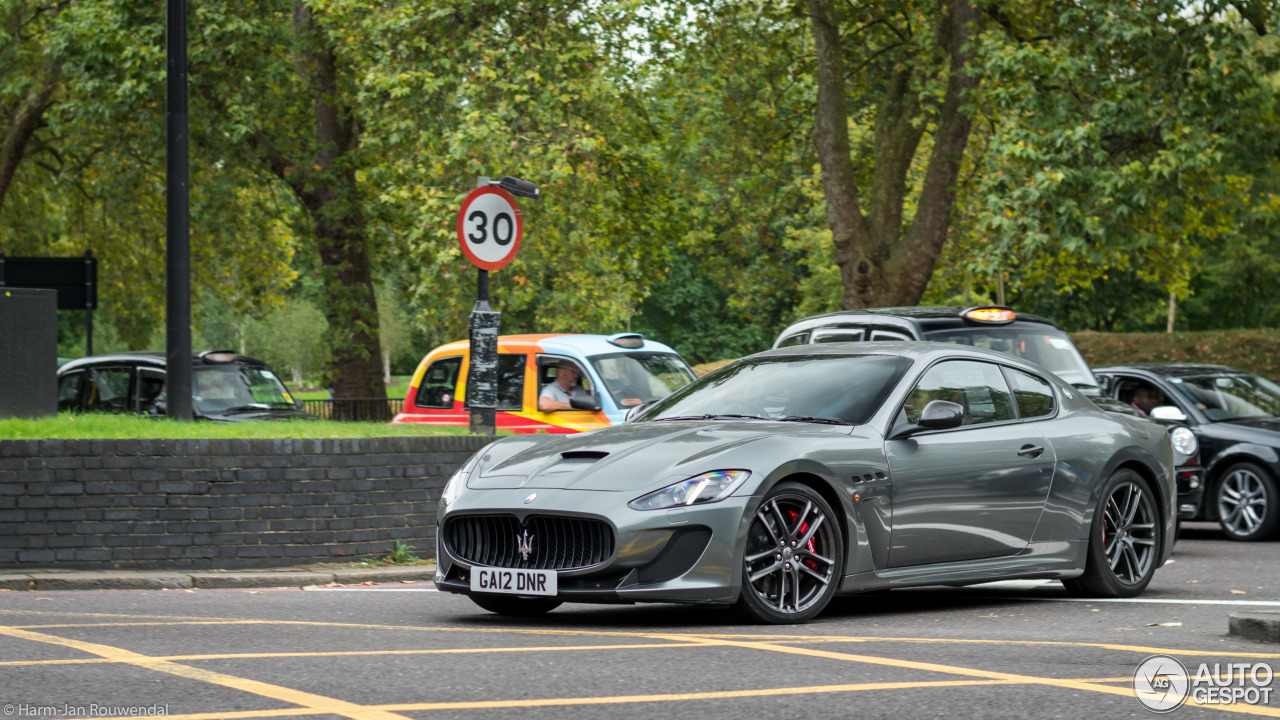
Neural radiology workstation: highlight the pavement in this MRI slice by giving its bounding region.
[0,562,436,592]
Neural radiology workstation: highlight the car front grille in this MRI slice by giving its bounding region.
[443,515,615,570]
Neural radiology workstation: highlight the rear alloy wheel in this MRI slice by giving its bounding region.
[468,594,562,617]
[736,482,843,624]
[1215,462,1280,541]
[1064,469,1162,598]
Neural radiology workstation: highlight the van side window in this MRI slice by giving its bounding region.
[777,332,809,347]
[58,372,84,412]
[415,357,462,408]
[85,368,133,413]
[812,328,863,343]
[496,354,526,410]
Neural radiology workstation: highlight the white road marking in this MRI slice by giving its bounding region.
[303,588,439,592]
[1035,597,1280,607]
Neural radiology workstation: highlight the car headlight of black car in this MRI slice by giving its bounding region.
[628,470,751,511]
[1170,426,1198,458]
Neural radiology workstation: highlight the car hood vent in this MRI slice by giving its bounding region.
[560,450,609,462]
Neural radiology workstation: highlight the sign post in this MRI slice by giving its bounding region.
[457,176,536,435]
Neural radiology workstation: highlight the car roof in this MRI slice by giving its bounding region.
[1095,363,1244,376]
[427,333,685,359]
[752,340,1054,373]
[777,306,1063,338]
[58,351,270,373]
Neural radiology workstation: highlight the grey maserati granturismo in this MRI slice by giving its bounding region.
[434,343,1177,624]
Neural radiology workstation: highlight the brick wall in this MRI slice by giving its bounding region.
[0,436,495,570]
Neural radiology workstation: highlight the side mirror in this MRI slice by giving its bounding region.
[624,402,652,422]
[570,394,602,412]
[918,400,965,429]
[1151,405,1187,422]
[890,400,964,439]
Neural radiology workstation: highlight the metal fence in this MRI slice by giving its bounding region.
[301,398,402,422]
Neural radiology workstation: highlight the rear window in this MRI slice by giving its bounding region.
[924,326,1096,388]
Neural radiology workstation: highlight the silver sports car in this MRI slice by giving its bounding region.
[434,343,1176,623]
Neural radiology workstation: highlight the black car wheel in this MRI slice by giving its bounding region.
[1215,462,1280,541]
[468,594,563,617]
[1064,469,1162,598]
[736,482,843,624]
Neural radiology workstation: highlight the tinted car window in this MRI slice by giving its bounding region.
[1005,368,1055,419]
[86,368,132,413]
[812,328,863,343]
[415,357,462,408]
[137,369,166,414]
[1163,372,1280,420]
[777,333,809,347]
[57,372,83,412]
[645,354,912,426]
[496,354,525,411]
[904,360,1015,426]
[924,327,1096,388]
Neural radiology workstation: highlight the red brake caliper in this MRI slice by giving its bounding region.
[786,510,819,570]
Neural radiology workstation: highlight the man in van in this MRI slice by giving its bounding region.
[538,360,582,412]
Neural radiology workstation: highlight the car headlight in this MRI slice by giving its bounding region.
[1170,427,1198,458]
[441,451,484,508]
[628,470,750,511]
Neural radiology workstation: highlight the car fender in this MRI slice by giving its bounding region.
[1202,444,1280,520]
[1085,445,1176,561]
[728,457,859,593]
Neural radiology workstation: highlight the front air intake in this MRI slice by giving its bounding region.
[444,515,615,570]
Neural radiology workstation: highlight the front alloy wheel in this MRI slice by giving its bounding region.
[737,482,843,624]
[1216,462,1280,541]
[1064,469,1162,598]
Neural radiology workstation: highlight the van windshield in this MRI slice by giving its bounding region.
[924,327,1098,388]
[587,352,698,408]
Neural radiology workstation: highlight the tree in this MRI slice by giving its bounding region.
[0,0,62,215]
[807,0,982,309]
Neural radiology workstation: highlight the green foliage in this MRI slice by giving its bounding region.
[1074,329,1280,378]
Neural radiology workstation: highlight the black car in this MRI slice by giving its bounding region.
[57,350,315,422]
[1094,364,1280,541]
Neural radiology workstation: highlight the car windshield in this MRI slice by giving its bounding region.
[924,326,1097,388]
[643,354,912,425]
[588,352,698,408]
[193,366,293,414]
[1160,371,1280,421]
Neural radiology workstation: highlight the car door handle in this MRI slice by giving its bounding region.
[1017,444,1044,458]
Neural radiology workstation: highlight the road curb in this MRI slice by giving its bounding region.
[1229,612,1280,643]
[0,566,436,592]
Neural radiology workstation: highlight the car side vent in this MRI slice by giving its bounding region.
[560,450,609,461]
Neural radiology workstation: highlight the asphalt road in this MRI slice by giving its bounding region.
[1,522,1278,720]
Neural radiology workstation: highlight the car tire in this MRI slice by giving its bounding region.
[735,481,844,624]
[1214,462,1280,541]
[468,594,563,617]
[1064,469,1162,598]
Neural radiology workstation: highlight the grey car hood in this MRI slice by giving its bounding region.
[468,420,848,492]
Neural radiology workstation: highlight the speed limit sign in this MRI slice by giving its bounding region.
[456,186,523,270]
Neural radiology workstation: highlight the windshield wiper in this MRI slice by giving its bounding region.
[223,404,271,413]
[709,414,769,421]
[776,415,853,426]
[653,414,717,422]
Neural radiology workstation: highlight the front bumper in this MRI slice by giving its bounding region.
[1174,465,1206,520]
[434,487,752,605]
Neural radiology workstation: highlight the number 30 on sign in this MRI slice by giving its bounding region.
[456,186,523,271]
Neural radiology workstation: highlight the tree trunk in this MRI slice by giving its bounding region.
[287,2,384,413]
[807,0,981,309]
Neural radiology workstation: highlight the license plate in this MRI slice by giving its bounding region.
[470,567,557,596]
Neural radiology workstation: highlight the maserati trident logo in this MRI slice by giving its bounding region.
[516,529,535,561]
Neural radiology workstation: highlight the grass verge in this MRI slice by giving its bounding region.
[0,414,473,439]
